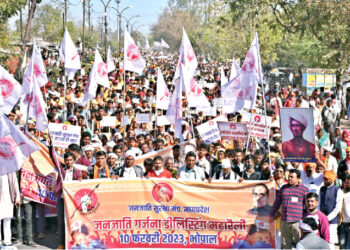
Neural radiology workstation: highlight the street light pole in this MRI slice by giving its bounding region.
[110,5,132,54]
[99,0,112,57]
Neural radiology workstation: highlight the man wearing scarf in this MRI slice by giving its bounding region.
[320,170,344,250]
[91,151,111,179]
[146,156,172,178]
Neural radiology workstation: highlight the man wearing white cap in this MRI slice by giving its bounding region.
[107,153,118,171]
[111,151,143,179]
[83,144,95,166]
[296,217,330,249]
[282,112,316,159]
[214,159,240,181]
[106,141,116,153]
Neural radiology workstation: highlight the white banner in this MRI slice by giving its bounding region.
[217,122,248,141]
[48,123,81,148]
[241,112,271,139]
[197,106,217,117]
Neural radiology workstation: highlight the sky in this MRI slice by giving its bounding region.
[9,0,169,35]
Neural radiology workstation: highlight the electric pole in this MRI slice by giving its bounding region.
[82,0,86,62]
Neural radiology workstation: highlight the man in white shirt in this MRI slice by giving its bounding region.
[176,151,206,181]
[301,163,323,195]
[197,143,210,176]
[214,159,240,181]
[111,151,143,179]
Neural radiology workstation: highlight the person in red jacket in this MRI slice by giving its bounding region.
[147,156,172,178]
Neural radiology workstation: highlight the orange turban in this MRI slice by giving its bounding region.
[324,170,337,182]
[304,163,316,170]
[346,147,350,153]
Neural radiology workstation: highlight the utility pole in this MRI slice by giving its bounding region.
[20,8,23,43]
[87,0,92,32]
[64,0,67,28]
[82,0,86,63]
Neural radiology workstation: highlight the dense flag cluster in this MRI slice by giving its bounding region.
[222,33,262,114]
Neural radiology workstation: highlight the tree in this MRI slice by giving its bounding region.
[31,3,62,43]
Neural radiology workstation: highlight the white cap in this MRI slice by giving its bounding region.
[107,153,118,159]
[106,141,116,148]
[124,150,136,159]
[221,159,231,169]
[83,144,94,152]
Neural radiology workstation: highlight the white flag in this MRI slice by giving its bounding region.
[166,69,183,139]
[83,48,109,105]
[124,30,145,75]
[179,28,197,75]
[145,37,150,50]
[0,65,22,114]
[0,114,40,175]
[229,58,240,80]
[154,41,161,48]
[22,44,47,93]
[20,75,48,132]
[221,66,228,86]
[222,33,261,114]
[186,73,210,109]
[156,68,170,110]
[59,28,81,80]
[161,39,170,49]
[173,28,198,93]
[106,46,116,73]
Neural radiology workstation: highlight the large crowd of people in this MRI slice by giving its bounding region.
[1,47,350,250]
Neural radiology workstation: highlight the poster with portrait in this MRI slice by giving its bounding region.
[280,108,316,162]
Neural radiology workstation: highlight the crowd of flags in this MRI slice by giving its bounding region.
[0,27,263,176]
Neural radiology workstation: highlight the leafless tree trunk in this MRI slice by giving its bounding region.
[15,0,37,79]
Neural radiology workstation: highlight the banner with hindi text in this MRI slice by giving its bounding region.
[63,179,275,249]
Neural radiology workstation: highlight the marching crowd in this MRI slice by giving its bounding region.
[1,47,350,250]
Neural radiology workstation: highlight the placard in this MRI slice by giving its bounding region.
[280,108,316,162]
[241,113,271,139]
[100,116,117,127]
[48,123,81,148]
[136,113,151,124]
[217,122,248,141]
[196,119,221,144]
[156,116,171,126]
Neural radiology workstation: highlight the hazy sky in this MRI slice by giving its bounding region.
[9,0,169,35]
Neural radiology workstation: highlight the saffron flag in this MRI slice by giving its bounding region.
[0,65,22,114]
[222,33,262,114]
[0,114,40,176]
[106,46,116,73]
[156,68,170,110]
[22,44,47,94]
[124,30,145,75]
[59,28,81,80]
[20,137,59,206]
[83,48,109,105]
